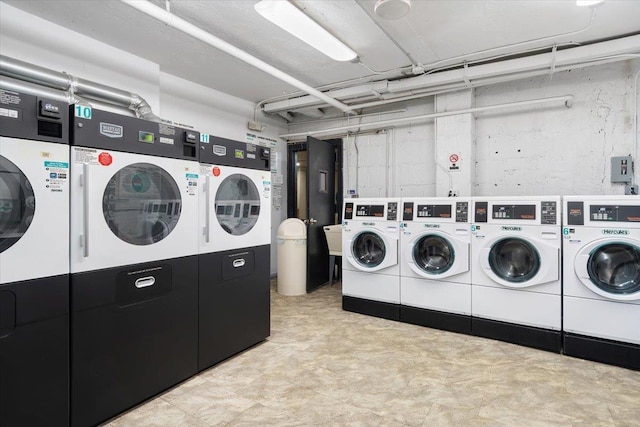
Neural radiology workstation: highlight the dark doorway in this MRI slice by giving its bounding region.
[287,137,343,292]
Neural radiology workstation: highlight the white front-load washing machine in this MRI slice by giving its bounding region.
[471,196,562,352]
[342,198,401,320]
[562,195,640,370]
[399,197,472,334]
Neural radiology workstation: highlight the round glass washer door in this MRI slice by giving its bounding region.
[587,243,640,295]
[412,235,454,275]
[215,173,260,236]
[352,231,386,268]
[0,155,35,253]
[488,238,540,283]
[103,163,181,245]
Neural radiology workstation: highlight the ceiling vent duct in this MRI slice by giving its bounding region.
[374,0,411,20]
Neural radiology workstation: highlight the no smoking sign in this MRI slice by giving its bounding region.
[449,153,460,170]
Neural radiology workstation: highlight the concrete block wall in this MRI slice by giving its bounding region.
[336,59,639,199]
[474,62,638,196]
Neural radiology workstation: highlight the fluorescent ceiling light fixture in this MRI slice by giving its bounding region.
[254,0,358,62]
[576,0,605,6]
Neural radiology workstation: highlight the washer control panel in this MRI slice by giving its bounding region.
[541,201,557,225]
[387,202,398,221]
[456,202,469,223]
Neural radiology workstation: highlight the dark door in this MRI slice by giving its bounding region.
[306,136,336,292]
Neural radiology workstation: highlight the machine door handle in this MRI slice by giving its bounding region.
[80,163,89,258]
[135,276,156,288]
[204,175,211,243]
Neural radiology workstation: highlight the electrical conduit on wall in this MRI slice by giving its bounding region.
[279,95,574,139]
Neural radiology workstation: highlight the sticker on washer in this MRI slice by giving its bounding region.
[185,173,199,196]
[44,160,69,193]
[0,90,22,106]
[0,106,19,119]
[263,179,271,199]
[74,105,92,119]
[73,147,100,164]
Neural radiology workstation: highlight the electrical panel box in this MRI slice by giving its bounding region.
[611,156,633,183]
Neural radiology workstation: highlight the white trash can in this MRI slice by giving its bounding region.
[276,218,307,296]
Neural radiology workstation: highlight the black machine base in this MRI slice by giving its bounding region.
[401,305,472,335]
[198,245,271,371]
[0,274,69,427]
[472,317,562,353]
[563,333,640,371]
[71,255,198,427]
[342,295,400,321]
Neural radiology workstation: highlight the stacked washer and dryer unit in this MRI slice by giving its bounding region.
[399,198,473,334]
[0,90,70,426]
[198,135,271,371]
[342,198,402,320]
[69,108,201,426]
[470,196,562,353]
[562,196,640,370]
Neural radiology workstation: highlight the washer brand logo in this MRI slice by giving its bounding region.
[363,222,375,226]
[423,224,441,228]
[501,226,522,231]
[44,103,59,113]
[213,145,227,156]
[602,229,630,235]
[100,122,123,138]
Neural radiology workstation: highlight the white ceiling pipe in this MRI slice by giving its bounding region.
[263,80,388,112]
[278,95,573,139]
[121,0,354,114]
[388,34,640,93]
[350,56,634,110]
[262,34,640,114]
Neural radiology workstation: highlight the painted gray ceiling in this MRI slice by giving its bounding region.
[5,0,640,104]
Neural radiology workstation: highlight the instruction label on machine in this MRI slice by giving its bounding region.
[262,179,271,199]
[44,160,69,193]
[185,173,199,196]
[73,147,101,165]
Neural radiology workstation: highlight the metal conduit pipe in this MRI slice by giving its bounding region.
[0,55,162,122]
[263,34,640,114]
[279,95,574,139]
[347,55,638,111]
[0,75,76,104]
[120,0,354,115]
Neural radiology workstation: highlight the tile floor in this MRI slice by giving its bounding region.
[106,279,640,426]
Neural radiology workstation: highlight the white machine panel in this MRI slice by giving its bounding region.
[342,269,400,304]
[70,148,199,273]
[199,164,271,253]
[0,136,69,283]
